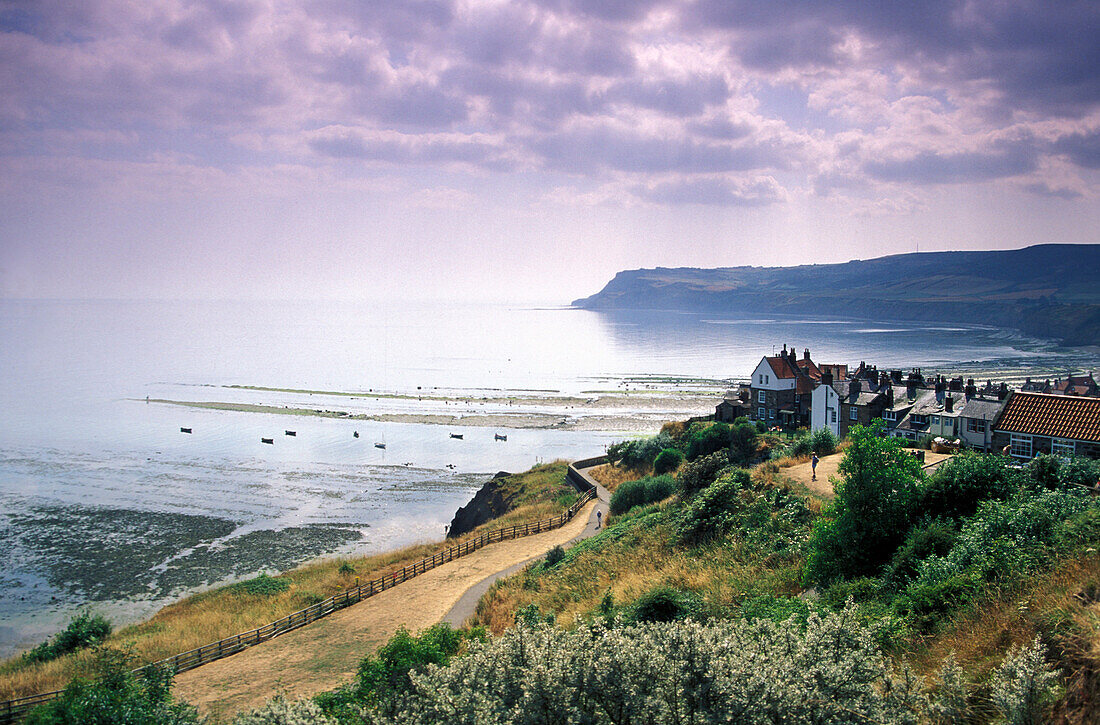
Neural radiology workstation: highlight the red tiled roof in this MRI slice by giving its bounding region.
[796,358,822,379]
[764,356,800,379]
[995,392,1100,442]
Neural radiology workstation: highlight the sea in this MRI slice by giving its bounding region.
[0,298,1088,658]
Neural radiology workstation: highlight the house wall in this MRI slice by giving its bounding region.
[749,358,796,424]
[958,417,992,450]
[838,398,886,437]
[990,432,1100,460]
[811,384,840,437]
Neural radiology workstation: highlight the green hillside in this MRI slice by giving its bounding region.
[573,244,1100,346]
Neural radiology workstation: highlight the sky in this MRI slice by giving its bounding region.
[1,0,1098,303]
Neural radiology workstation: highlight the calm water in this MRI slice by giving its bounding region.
[0,299,1078,657]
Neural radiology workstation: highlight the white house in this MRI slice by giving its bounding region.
[810,376,841,437]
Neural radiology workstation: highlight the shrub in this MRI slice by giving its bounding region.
[609,475,676,515]
[1027,454,1063,489]
[676,450,730,498]
[317,624,464,719]
[921,452,1016,521]
[652,448,684,474]
[739,595,812,626]
[684,422,731,461]
[338,561,356,575]
[544,545,565,568]
[676,475,745,544]
[1056,455,1100,490]
[25,647,199,725]
[804,422,924,584]
[809,428,839,456]
[990,637,1059,725]
[23,611,112,664]
[630,586,700,623]
[729,417,760,466]
[236,573,290,596]
[378,607,927,724]
[883,519,959,586]
[234,695,336,725]
[607,433,673,469]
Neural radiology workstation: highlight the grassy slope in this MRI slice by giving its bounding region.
[472,460,1100,721]
[0,462,576,702]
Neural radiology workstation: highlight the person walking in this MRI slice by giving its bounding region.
[596,510,602,529]
[811,453,819,481]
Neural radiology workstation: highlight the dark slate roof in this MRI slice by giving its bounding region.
[995,392,1100,442]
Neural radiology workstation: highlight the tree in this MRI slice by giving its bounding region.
[684,422,731,460]
[805,421,924,584]
[728,417,759,466]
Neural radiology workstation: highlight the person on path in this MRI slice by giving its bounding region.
[596,510,602,529]
[811,453,819,481]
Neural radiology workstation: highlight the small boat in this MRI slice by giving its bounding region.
[261,438,274,445]
[285,430,296,437]
[494,433,507,441]
[180,427,192,434]
[353,431,359,438]
[375,443,386,449]
[450,433,463,440]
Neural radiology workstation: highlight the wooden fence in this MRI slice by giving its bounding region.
[0,469,600,724]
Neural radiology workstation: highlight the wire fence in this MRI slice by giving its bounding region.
[0,464,601,724]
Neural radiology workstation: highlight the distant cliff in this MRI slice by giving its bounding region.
[573,244,1100,347]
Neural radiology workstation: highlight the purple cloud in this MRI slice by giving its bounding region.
[633,176,785,206]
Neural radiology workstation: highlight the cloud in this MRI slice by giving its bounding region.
[633,175,786,206]
[1052,130,1100,169]
[864,141,1039,184]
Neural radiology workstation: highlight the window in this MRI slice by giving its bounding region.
[966,418,987,433]
[911,414,928,426]
[1052,438,1076,456]
[765,374,770,384]
[758,390,766,404]
[849,407,858,421]
[758,407,765,419]
[759,374,764,384]
[830,409,837,423]
[883,410,898,422]
[768,409,775,419]
[931,415,940,425]
[1009,434,1033,458]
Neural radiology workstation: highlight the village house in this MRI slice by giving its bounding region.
[748,345,832,429]
[1020,373,1099,397]
[991,391,1100,460]
[714,384,752,422]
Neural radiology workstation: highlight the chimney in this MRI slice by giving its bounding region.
[998,382,1009,401]
[886,386,894,406]
[945,396,954,413]
[965,381,977,399]
[891,369,903,384]
[803,348,810,360]
[850,378,862,401]
[949,377,963,392]
[821,371,833,386]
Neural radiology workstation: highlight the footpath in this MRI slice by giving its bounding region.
[173,479,609,721]
[783,450,953,499]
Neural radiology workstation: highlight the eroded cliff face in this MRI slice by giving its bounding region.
[447,471,515,538]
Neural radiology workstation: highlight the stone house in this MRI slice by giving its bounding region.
[748,345,825,429]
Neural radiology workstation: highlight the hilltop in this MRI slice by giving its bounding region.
[573,244,1100,346]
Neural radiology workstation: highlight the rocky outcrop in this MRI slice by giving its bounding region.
[447,472,515,538]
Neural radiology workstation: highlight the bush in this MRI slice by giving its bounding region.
[25,647,199,725]
[729,417,760,466]
[609,475,676,515]
[23,611,113,664]
[317,624,464,720]
[630,586,700,623]
[338,561,356,575]
[234,695,336,725]
[921,452,1016,521]
[1056,455,1100,490]
[377,607,928,723]
[607,433,673,469]
[676,450,730,498]
[652,448,684,474]
[544,545,565,568]
[810,428,839,456]
[676,474,746,544]
[804,422,924,584]
[883,519,959,586]
[684,422,731,460]
[235,574,290,596]
[990,637,1059,725]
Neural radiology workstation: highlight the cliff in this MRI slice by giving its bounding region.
[573,244,1100,346]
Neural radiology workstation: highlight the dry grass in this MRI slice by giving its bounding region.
[586,463,645,492]
[0,462,579,702]
[470,502,803,635]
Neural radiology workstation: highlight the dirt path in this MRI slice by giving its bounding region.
[173,498,601,721]
[783,450,953,498]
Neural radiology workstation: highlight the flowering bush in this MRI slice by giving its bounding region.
[377,607,926,724]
